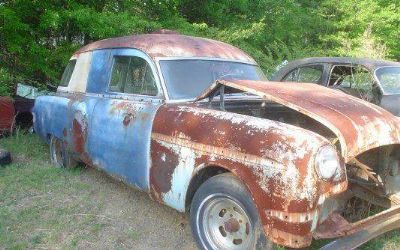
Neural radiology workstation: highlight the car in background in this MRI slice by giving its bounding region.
[271,57,400,116]
[0,83,50,134]
[15,83,54,130]
[0,96,15,135]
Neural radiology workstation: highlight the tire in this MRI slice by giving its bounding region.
[190,173,274,250]
[0,149,12,166]
[49,136,77,168]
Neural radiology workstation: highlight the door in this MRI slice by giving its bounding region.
[87,49,163,191]
[282,64,325,84]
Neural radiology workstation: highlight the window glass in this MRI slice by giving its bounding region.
[283,65,323,83]
[109,56,158,96]
[298,66,323,83]
[283,68,299,82]
[159,60,266,100]
[329,65,373,90]
[329,65,378,102]
[60,60,77,87]
[376,67,400,94]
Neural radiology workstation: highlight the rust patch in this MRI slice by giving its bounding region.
[224,218,240,233]
[72,112,87,155]
[75,34,256,64]
[313,213,351,239]
[110,101,136,114]
[198,79,400,162]
[150,140,180,197]
[72,119,85,154]
[123,114,133,127]
[110,101,139,128]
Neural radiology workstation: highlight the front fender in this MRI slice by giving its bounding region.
[149,104,348,248]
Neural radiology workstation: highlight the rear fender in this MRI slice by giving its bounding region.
[33,95,71,142]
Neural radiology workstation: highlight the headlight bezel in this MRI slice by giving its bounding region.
[314,144,342,181]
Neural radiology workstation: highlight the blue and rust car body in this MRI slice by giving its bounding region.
[33,33,400,248]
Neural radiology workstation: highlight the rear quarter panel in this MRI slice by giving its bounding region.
[33,95,71,142]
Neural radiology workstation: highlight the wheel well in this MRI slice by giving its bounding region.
[185,166,228,212]
[46,133,52,143]
[15,112,33,129]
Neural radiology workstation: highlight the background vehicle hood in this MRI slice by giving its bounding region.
[197,80,400,162]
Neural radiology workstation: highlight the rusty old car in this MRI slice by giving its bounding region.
[272,57,400,116]
[0,96,15,135]
[0,83,45,135]
[33,33,400,249]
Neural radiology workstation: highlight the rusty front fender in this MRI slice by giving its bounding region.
[149,104,348,248]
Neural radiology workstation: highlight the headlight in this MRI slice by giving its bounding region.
[315,145,341,181]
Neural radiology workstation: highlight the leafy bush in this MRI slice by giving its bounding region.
[0,68,17,96]
[0,0,398,89]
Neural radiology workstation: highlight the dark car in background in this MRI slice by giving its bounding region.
[272,57,400,116]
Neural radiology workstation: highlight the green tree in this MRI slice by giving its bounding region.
[0,0,398,96]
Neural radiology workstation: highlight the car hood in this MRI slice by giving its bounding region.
[197,80,400,162]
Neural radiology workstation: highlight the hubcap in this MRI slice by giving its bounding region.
[199,194,254,250]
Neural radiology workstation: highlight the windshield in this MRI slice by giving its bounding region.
[376,67,400,94]
[159,59,266,100]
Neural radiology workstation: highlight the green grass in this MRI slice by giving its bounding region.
[0,132,399,249]
[0,132,115,249]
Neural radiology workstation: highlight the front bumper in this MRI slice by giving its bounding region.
[314,205,400,249]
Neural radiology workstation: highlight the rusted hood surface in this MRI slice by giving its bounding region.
[198,80,400,161]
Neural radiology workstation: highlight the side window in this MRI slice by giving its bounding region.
[329,65,377,102]
[283,68,299,82]
[60,60,77,87]
[329,65,373,90]
[109,56,158,96]
[283,65,323,83]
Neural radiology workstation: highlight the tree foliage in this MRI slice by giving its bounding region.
[0,0,398,95]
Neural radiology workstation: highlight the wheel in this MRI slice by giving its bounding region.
[0,149,12,166]
[50,136,77,168]
[190,173,274,250]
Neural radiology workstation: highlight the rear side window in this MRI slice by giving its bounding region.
[283,65,323,83]
[329,65,373,89]
[60,60,77,87]
[109,56,158,96]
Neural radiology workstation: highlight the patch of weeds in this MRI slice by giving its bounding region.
[0,131,49,162]
[91,222,107,234]
[31,232,46,245]
[126,228,140,241]
[69,235,91,248]
[360,230,400,250]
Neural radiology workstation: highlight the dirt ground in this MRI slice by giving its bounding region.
[73,167,197,250]
[0,134,197,249]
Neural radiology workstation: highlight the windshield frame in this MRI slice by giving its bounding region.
[155,57,261,102]
[374,66,400,96]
